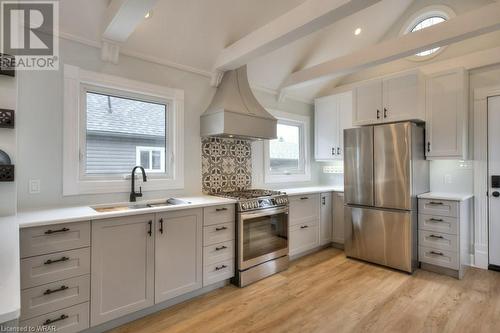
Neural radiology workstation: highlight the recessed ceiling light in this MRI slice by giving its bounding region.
[354,28,362,35]
[144,11,152,19]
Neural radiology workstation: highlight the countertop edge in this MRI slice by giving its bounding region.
[417,192,474,201]
[280,186,344,196]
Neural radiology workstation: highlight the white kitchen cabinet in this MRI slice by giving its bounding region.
[320,192,333,245]
[425,68,468,159]
[314,91,353,161]
[332,192,345,245]
[155,209,203,304]
[91,214,155,326]
[353,71,425,126]
[289,194,320,257]
[353,79,382,126]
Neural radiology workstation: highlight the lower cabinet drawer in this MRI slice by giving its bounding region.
[203,222,234,246]
[21,248,90,289]
[418,214,458,235]
[418,199,458,218]
[203,259,234,286]
[419,246,459,270]
[419,230,458,253]
[21,275,90,320]
[203,240,234,266]
[20,302,89,333]
[20,221,91,258]
[289,221,319,257]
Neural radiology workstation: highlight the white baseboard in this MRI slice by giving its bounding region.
[472,250,489,269]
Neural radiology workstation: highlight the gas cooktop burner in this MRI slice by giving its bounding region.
[214,189,289,212]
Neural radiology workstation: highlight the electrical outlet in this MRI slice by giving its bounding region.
[29,179,41,194]
[444,174,453,184]
[323,165,343,174]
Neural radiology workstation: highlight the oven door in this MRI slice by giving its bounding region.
[238,206,289,270]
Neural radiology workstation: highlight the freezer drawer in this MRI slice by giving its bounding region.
[345,206,415,272]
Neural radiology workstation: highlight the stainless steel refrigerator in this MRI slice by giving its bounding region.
[344,122,429,273]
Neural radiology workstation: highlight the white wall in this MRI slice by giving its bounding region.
[16,38,318,210]
[0,76,17,216]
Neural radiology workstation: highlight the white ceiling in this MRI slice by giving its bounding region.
[59,0,413,102]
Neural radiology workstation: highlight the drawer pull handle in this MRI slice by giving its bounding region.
[215,245,227,251]
[44,256,69,265]
[429,218,444,222]
[215,265,227,271]
[429,202,444,205]
[430,251,444,256]
[148,220,152,237]
[300,225,308,229]
[429,235,444,239]
[216,208,228,212]
[300,197,309,200]
[43,314,68,326]
[44,227,69,235]
[215,226,228,231]
[43,285,68,295]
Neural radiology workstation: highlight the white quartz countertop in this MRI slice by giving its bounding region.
[0,195,237,229]
[280,185,344,196]
[418,192,474,202]
[0,219,20,323]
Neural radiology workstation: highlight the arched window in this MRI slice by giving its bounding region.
[400,6,455,61]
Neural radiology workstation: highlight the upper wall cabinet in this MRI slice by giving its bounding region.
[314,91,352,161]
[353,71,425,126]
[425,68,468,160]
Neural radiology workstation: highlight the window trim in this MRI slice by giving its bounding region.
[135,146,166,173]
[399,5,456,62]
[263,110,311,183]
[63,64,184,195]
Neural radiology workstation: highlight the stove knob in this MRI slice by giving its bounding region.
[241,203,247,210]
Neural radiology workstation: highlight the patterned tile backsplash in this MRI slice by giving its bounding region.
[202,137,252,193]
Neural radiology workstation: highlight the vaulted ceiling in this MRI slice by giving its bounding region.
[58,0,498,102]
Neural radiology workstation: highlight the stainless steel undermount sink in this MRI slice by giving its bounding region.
[93,198,191,213]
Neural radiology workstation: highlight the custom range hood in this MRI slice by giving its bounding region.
[200,65,277,140]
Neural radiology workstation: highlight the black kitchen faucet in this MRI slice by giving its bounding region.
[130,166,147,202]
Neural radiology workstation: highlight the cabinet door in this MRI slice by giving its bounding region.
[314,95,339,160]
[425,68,468,159]
[382,72,424,123]
[91,214,155,326]
[332,192,345,244]
[353,80,382,126]
[155,209,203,303]
[320,193,333,245]
[338,91,353,159]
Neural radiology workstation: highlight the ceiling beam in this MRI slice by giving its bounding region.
[282,2,500,89]
[211,0,382,84]
[103,0,159,42]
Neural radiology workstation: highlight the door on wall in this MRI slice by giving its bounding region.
[488,95,500,268]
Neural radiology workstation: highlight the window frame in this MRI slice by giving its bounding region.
[399,5,456,62]
[63,64,184,195]
[263,110,311,183]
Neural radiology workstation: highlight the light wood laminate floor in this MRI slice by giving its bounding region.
[109,248,500,333]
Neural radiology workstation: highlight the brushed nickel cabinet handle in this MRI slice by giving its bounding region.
[300,197,309,200]
[430,251,444,256]
[159,218,164,234]
[215,265,227,271]
[429,235,444,239]
[215,226,227,231]
[429,201,443,205]
[148,220,152,237]
[216,208,228,212]
[215,246,227,251]
[429,218,444,222]
[300,225,308,229]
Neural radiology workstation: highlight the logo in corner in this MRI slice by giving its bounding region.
[1,0,59,71]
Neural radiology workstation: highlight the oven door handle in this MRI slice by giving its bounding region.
[238,207,289,220]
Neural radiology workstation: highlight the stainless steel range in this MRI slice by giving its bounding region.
[215,189,289,287]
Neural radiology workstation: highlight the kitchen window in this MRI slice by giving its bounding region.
[63,65,184,195]
[264,111,311,183]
